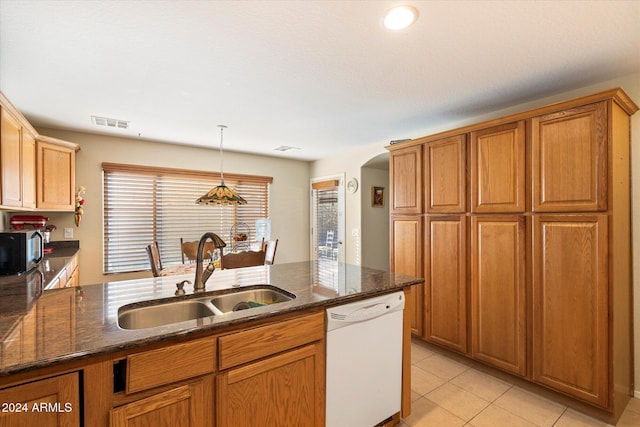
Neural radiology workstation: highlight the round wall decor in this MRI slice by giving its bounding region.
[347,178,359,193]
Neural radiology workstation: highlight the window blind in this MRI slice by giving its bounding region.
[312,181,340,289]
[102,163,271,274]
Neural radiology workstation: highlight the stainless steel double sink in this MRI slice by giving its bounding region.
[117,285,295,330]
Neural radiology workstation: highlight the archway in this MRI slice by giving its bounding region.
[360,152,390,270]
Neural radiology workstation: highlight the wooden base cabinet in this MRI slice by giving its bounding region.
[0,372,80,427]
[424,215,467,353]
[216,311,325,427]
[471,216,526,376]
[110,337,216,426]
[532,214,609,407]
[388,88,637,421]
[110,377,214,427]
[217,342,324,427]
[391,216,423,336]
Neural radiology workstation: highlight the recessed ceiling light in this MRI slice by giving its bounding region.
[383,5,418,30]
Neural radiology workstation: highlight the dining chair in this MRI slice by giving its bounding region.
[319,230,336,259]
[262,239,279,265]
[220,250,266,269]
[181,238,216,263]
[146,241,163,277]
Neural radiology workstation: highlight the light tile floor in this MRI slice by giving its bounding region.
[401,339,640,427]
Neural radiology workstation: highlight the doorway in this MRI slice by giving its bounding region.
[310,175,345,264]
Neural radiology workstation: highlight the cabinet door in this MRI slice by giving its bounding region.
[391,216,423,336]
[390,145,422,214]
[36,140,76,211]
[425,135,466,213]
[0,372,80,427]
[22,130,36,209]
[217,342,324,427]
[532,102,607,212]
[532,214,608,406]
[0,107,24,207]
[470,121,525,213]
[424,215,467,353]
[110,377,214,427]
[471,216,526,376]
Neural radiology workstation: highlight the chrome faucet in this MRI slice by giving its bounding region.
[194,232,226,292]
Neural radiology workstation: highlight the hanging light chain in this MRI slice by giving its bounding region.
[218,124,227,185]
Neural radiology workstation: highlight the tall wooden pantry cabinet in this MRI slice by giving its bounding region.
[387,88,638,423]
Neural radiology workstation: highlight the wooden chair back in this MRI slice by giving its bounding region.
[181,238,216,263]
[220,250,266,269]
[262,239,279,265]
[146,242,163,277]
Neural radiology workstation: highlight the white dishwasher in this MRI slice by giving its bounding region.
[326,291,405,427]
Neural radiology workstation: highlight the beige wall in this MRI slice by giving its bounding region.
[361,165,390,270]
[35,128,310,285]
[310,72,640,396]
[311,143,389,265]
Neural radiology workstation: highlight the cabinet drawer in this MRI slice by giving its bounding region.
[126,337,215,394]
[218,311,324,370]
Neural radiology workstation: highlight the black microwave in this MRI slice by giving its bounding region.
[0,230,44,275]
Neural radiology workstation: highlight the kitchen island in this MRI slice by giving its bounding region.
[0,261,422,426]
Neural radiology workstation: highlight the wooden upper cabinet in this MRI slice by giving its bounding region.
[0,107,23,207]
[424,215,467,353]
[532,214,609,407]
[22,130,36,209]
[471,216,526,376]
[425,135,466,213]
[1,93,77,212]
[470,121,525,213]
[390,145,422,214]
[36,138,76,211]
[532,102,607,212]
[1,97,38,210]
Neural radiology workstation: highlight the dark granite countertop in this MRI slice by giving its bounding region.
[0,242,80,342]
[0,261,422,377]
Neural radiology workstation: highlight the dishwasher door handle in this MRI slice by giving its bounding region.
[331,303,392,324]
[326,291,405,330]
[346,303,390,321]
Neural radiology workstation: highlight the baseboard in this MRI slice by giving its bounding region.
[634,390,640,399]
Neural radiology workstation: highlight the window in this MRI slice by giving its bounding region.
[103,163,272,274]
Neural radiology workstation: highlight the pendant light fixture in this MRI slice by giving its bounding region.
[196,125,247,205]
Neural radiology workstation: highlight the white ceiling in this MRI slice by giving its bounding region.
[1,1,639,161]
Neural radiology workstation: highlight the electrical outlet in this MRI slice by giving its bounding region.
[64,228,73,239]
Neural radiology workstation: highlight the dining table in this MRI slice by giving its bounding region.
[160,261,217,277]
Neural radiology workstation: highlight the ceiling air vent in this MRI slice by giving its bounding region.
[91,115,130,129]
[273,146,300,152]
